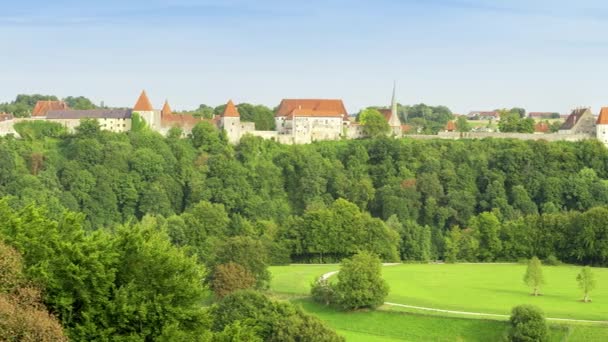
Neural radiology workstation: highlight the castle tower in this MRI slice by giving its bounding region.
[133,90,159,129]
[220,100,241,144]
[596,107,608,146]
[161,100,173,117]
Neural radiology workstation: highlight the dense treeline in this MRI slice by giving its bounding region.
[1,121,608,266]
[2,120,608,339]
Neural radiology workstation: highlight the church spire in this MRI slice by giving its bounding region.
[391,81,397,120]
[387,81,401,127]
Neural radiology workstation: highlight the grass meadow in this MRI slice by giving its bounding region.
[269,263,608,341]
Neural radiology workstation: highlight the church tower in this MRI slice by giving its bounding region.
[596,107,608,146]
[388,82,401,135]
[220,100,242,144]
[133,90,159,129]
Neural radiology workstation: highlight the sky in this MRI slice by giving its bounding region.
[1,0,608,114]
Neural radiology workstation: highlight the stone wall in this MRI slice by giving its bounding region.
[436,132,593,142]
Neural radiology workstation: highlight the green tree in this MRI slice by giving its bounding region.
[456,116,471,132]
[471,212,502,261]
[576,266,596,303]
[74,118,101,136]
[359,108,390,138]
[211,291,343,341]
[524,256,544,296]
[63,96,97,110]
[508,305,548,342]
[130,112,148,132]
[212,236,271,289]
[334,251,389,310]
[211,262,256,298]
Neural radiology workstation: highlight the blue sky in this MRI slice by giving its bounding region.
[1,0,607,114]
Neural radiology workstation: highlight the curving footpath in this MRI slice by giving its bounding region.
[319,267,608,324]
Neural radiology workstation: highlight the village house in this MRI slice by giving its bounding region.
[46,109,132,133]
[558,108,596,135]
[32,100,69,117]
[467,111,500,121]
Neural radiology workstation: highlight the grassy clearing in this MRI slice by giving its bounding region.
[383,264,608,321]
[269,264,339,295]
[270,264,608,341]
[294,299,571,342]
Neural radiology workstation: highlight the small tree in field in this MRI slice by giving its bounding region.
[508,305,548,342]
[523,256,544,296]
[211,262,256,299]
[576,266,596,303]
[334,251,389,310]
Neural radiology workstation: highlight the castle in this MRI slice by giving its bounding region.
[2,89,608,147]
[0,88,405,144]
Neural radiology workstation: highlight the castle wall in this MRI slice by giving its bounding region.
[597,125,608,146]
[436,132,593,141]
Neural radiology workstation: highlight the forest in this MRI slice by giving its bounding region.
[1,119,608,340]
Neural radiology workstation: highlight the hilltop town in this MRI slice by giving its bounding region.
[1,90,608,146]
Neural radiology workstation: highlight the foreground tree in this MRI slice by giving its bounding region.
[508,305,548,342]
[334,251,389,310]
[524,256,545,296]
[211,291,344,341]
[0,241,67,341]
[576,266,596,303]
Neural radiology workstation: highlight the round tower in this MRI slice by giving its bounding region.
[220,100,241,144]
[133,90,158,129]
[596,107,608,146]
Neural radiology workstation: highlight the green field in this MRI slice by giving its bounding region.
[382,264,608,321]
[269,264,608,341]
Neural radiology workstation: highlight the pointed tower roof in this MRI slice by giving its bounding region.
[597,107,608,125]
[445,121,456,132]
[161,100,173,116]
[133,90,154,111]
[222,100,240,117]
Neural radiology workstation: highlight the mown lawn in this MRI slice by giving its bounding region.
[270,264,608,341]
[294,299,570,342]
[269,264,339,294]
[383,264,608,321]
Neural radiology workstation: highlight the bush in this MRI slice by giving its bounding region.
[334,251,389,310]
[543,255,561,266]
[311,278,336,306]
[211,291,344,341]
[211,262,256,298]
[508,305,548,342]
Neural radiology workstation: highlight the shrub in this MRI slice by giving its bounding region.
[334,251,389,310]
[211,291,344,341]
[508,305,548,342]
[211,262,256,298]
[311,278,336,306]
[543,255,561,266]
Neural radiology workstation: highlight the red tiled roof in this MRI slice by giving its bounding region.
[378,109,392,121]
[0,112,14,122]
[561,108,590,130]
[529,112,556,118]
[32,100,69,116]
[133,90,154,111]
[161,100,173,116]
[401,124,413,133]
[276,99,347,119]
[222,100,240,117]
[597,107,608,125]
[535,122,549,133]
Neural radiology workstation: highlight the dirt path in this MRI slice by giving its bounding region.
[319,267,608,324]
